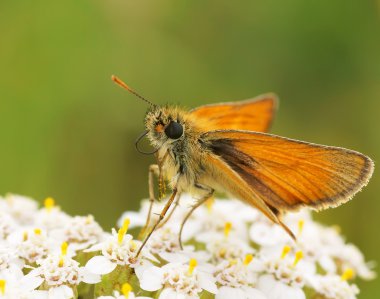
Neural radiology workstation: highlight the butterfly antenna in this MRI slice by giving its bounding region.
[111,75,156,107]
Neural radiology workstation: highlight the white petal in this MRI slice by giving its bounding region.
[181,221,202,241]
[258,275,305,299]
[159,288,187,299]
[48,285,74,299]
[242,286,268,299]
[80,267,101,283]
[134,260,154,279]
[197,263,216,273]
[138,266,164,291]
[30,290,49,299]
[118,211,146,228]
[21,271,44,291]
[198,272,218,294]
[85,255,117,275]
[257,275,275,294]
[159,251,189,263]
[249,223,288,246]
[319,255,336,273]
[84,242,104,252]
[216,286,246,299]
[0,266,23,281]
[268,285,305,299]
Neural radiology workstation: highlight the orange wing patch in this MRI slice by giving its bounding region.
[204,130,374,212]
[189,94,277,132]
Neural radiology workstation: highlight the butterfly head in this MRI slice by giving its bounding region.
[111,75,186,152]
[145,105,185,148]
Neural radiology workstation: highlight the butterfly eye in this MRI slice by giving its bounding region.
[164,121,183,139]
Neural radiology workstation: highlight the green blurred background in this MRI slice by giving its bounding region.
[0,0,379,296]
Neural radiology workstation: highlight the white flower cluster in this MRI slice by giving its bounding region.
[0,193,375,299]
[0,194,105,298]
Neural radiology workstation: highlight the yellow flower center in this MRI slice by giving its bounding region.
[61,241,68,256]
[224,222,232,238]
[122,218,130,232]
[281,245,291,259]
[244,254,253,266]
[205,197,215,214]
[121,282,132,298]
[34,228,41,235]
[188,258,197,275]
[298,219,304,236]
[332,225,341,234]
[0,280,5,295]
[293,250,303,266]
[23,231,28,241]
[85,215,93,224]
[219,248,227,258]
[44,197,55,212]
[59,242,68,267]
[341,268,355,281]
[229,259,238,266]
[118,218,130,245]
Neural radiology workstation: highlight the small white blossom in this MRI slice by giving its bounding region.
[32,285,74,299]
[261,248,307,288]
[34,206,71,231]
[257,274,305,299]
[137,259,217,298]
[2,194,39,225]
[0,262,44,298]
[183,198,252,243]
[25,243,100,299]
[215,259,257,288]
[207,236,254,264]
[333,243,376,280]
[147,227,182,256]
[214,256,267,299]
[15,229,51,264]
[146,227,210,263]
[249,221,290,247]
[257,246,307,299]
[51,215,106,251]
[31,253,99,285]
[309,274,360,299]
[0,245,24,271]
[117,200,154,229]
[0,213,17,241]
[85,223,155,275]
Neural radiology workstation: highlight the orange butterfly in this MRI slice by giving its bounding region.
[112,76,374,258]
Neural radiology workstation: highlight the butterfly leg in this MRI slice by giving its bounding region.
[138,164,160,240]
[178,184,214,249]
[139,149,170,239]
[135,187,178,258]
[157,192,181,229]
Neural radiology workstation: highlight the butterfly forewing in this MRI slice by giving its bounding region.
[203,130,374,212]
[189,94,277,132]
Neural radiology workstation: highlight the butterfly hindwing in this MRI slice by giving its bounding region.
[203,130,373,212]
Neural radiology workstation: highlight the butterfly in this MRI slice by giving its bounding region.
[112,75,374,257]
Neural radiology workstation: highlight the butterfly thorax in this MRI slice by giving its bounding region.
[144,105,209,193]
